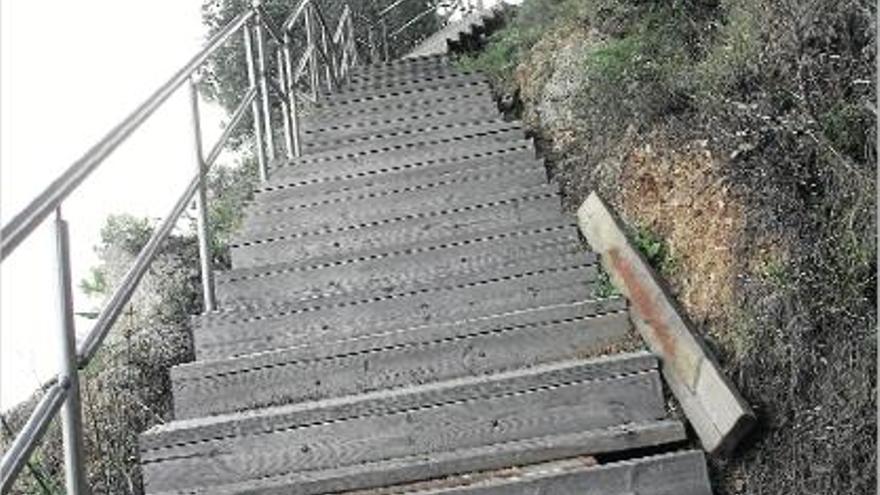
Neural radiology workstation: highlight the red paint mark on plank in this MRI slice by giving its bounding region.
[607,247,677,361]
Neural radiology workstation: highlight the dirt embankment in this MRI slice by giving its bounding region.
[459,1,876,493]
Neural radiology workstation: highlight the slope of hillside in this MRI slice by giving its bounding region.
[458,0,876,493]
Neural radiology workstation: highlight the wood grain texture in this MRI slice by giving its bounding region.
[577,192,754,455]
[230,189,564,269]
[173,299,631,418]
[142,357,667,492]
[364,451,712,495]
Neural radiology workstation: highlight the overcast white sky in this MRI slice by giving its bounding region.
[0,1,229,411]
[0,0,517,412]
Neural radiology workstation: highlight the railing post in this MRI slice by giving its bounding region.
[305,5,320,100]
[318,14,334,92]
[187,80,217,313]
[276,47,294,159]
[283,34,303,157]
[53,208,89,495]
[380,17,390,62]
[243,17,269,181]
[252,0,276,167]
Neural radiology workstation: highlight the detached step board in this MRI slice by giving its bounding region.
[195,252,601,360]
[141,355,682,494]
[173,298,631,419]
[347,451,711,495]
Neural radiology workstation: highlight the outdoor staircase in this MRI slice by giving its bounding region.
[138,28,715,495]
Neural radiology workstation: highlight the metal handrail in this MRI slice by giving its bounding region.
[0,0,461,492]
[0,10,253,262]
[0,1,363,492]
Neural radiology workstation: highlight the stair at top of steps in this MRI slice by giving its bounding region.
[141,354,685,495]
[229,184,564,269]
[405,7,504,59]
[194,249,601,360]
[171,298,632,419]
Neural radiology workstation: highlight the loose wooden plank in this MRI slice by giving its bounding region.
[173,299,631,418]
[145,422,686,495]
[576,192,755,454]
[349,451,712,495]
[142,357,667,492]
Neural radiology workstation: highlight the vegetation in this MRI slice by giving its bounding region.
[0,158,260,494]
[459,0,876,493]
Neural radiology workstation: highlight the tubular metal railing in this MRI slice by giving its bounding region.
[0,0,489,492]
[368,0,486,61]
[0,0,361,492]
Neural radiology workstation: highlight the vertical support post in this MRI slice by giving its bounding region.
[368,27,378,64]
[283,34,302,157]
[276,47,294,159]
[187,79,217,313]
[53,208,89,495]
[380,17,389,62]
[347,15,359,72]
[243,17,269,181]
[319,15,334,92]
[253,5,275,166]
[305,5,320,101]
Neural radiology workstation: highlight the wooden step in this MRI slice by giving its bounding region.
[302,89,495,131]
[141,355,679,494]
[343,63,460,91]
[265,124,526,185]
[243,173,554,239]
[218,221,580,306]
[346,451,712,495]
[253,145,535,207]
[321,72,487,103]
[347,54,449,79]
[311,80,491,116]
[230,189,564,269]
[195,252,600,360]
[173,299,632,419]
[302,102,501,146]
